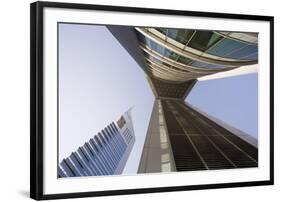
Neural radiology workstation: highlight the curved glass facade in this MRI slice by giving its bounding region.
[137,28,258,69]
[152,28,258,61]
[137,31,226,69]
[135,27,258,82]
[207,38,258,60]
[142,51,188,73]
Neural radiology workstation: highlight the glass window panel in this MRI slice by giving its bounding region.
[144,37,166,55]
[156,28,167,35]
[189,61,207,67]
[167,29,194,44]
[226,44,258,59]
[138,33,195,65]
[163,48,171,57]
[136,32,147,44]
[207,33,223,48]
[177,56,192,64]
[164,48,179,60]
[166,29,178,39]
[188,31,223,52]
[143,51,162,64]
[169,52,178,60]
[228,32,258,44]
[241,51,258,60]
[207,38,247,56]
[137,32,162,54]
[143,51,187,71]
[203,64,228,69]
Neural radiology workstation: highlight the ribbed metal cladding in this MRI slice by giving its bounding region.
[161,100,206,171]
[177,102,258,167]
[185,105,259,161]
[161,99,258,171]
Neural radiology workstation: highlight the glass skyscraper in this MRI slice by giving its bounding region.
[108,26,258,173]
[58,110,135,177]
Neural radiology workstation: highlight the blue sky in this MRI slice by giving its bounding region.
[59,23,258,174]
[186,73,258,138]
[59,23,154,174]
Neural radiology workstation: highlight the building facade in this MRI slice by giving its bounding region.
[58,110,135,177]
[108,26,258,173]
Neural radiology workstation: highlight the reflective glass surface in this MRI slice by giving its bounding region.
[189,61,209,68]
[242,52,258,60]
[178,56,192,64]
[207,38,247,57]
[166,29,195,44]
[137,32,231,70]
[155,28,168,35]
[163,48,179,60]
[203,64,230,69]
[226,44,258,60]
[188,31,223,52]
[142,51,190,73]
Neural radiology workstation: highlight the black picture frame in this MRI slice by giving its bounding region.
[30,1,274,200]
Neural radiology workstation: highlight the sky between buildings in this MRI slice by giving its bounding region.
[186,73,258,138]
[59,23,258,174]
[58,23,154,173]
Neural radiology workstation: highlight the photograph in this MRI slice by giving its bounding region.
[58,23,259,177]
[30,2,273,199]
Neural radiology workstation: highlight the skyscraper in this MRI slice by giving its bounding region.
[58,110,135,177]
[108,26,258,173]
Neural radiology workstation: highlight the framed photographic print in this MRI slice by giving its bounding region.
[30,1,274,200]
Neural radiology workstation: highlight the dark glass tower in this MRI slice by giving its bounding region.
[108,26,258,173]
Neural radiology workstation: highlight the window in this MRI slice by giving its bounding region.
[166,29,195,45]
[188,31,223,52]
[177,56,192,64]
[242,51,258,60]
[207,38,247,56]
[163,48,179,60]
[226,44,258,60]
[189,61,208,68]
[202,64,228,69]
[155,28,167,35]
